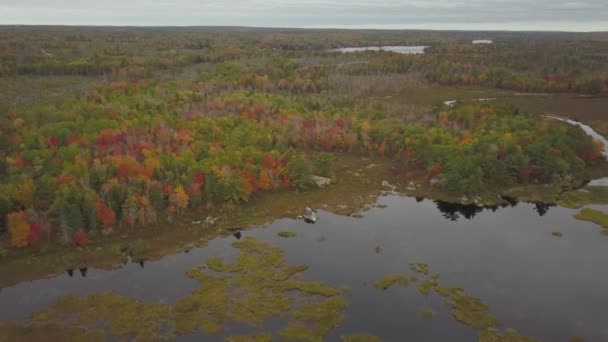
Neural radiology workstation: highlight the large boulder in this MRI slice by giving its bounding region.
[302,207,318,224]
[311,175,332,188]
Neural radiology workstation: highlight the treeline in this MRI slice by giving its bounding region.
[1,28,607,94]
[0,79,604,249]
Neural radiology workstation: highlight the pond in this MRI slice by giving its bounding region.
[331,46,427,54]
[1,195,607,341]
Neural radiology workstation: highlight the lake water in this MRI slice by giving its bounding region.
[1,195,607,341]
[331,46,427,54]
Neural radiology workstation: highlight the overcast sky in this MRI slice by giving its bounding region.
[1,0,607,31]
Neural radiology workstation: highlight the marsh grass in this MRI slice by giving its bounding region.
[1,237,351,341]
[375,263,539,341]
[574,209,608,229]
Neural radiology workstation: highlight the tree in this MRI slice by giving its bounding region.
[258,169,272,190]
[174,184,189,214]
[97,202,116,230]
[73,229,88,246]
[8,211,30,248]
[315,152,334,177]
[287,154,311,189]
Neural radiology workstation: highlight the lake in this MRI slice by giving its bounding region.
[331,46,427,54]
[1,194,607,341]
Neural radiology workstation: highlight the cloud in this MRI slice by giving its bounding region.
[1,0,607,31]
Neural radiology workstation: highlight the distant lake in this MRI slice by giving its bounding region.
[331,46,427,54]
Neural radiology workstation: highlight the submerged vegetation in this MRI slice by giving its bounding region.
[277,231,297,238]
[373,274,410,290]
[557,187,608,209]
[573,209,608,235]
[376,262,539,342]
[0,237,353,341]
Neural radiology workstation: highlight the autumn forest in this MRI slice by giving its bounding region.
[1,26,608,342]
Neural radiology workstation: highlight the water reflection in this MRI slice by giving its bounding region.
[433,199,555,221]
[534,202,556,217]
[79,268,87,277]
[434,201,486,221]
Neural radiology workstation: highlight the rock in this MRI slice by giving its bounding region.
[303,207,318,224]
[366,164,377,169]
[205,216,219,225]
[233,231,242,240]
[336,204,348,209]
[406,181,417,191]
[429,178,442,188]
[311,175,332,188]
[381,180,396,191]
[183,243,194,253]
[588,177,608,186]
[192,220,202,225]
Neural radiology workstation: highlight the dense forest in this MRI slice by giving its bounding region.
[1,27,607,100]
[0,79,604,249]
[0,27,607,250]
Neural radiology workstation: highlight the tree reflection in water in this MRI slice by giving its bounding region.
[434,199,555,221]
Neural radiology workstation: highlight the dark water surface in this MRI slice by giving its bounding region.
[1,195,608,341]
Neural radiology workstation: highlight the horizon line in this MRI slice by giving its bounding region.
[1,24,607,33]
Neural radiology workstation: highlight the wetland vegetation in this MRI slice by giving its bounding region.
[1,27,608,341]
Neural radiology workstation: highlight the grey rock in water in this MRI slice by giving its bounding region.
[303,207,318,224]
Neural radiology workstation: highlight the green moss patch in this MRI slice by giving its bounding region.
[573,209,608,236]
[32,292,172,341]
[479,328,539,342]
[278,231,297,238]
[558,187,608,209]
[420,308,438,320]
[3,237,347,341]
[225,333,272,342]
[0,322,105,342]
[374,275,410,290]
[341,333,383,342]
[375,262,538,341]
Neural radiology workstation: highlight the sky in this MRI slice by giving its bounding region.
[1,0,607,31]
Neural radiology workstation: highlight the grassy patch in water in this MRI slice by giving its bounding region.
[341,333,383,342]
[3,237,347,341]
[175,237,345,338]
[0,322,105,342]
[420,308,438,320]
[558,187,608,209]
[573,208,608,229]
[479,328,540,342]
[32,292,171,341]
[552,231,563,238]
[225,333,272,342]
[278,231,297,238]
[375,263,538,341]
[409,262,429,275]
[374,275,410,290]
